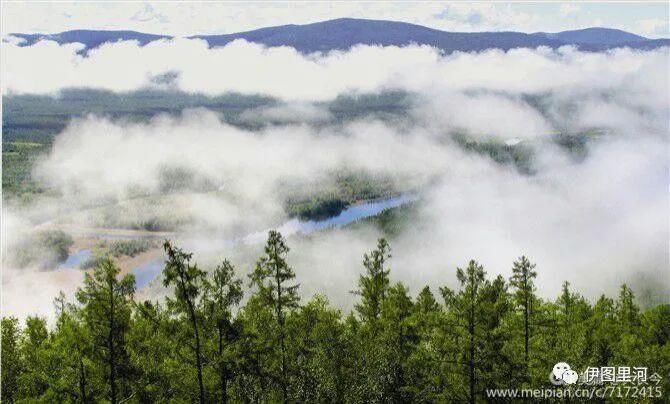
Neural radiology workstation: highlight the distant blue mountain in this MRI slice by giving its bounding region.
[10,30,168,49]
[534,27,647,45]
[193,18,568,52]
[9,18,669,54]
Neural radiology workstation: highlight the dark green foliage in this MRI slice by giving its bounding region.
[346,202,421,240]
[249,230,300,402]
[107,238,156,258]
[76,258,135,403]
[2,90,275,145]
[440,261,516,402]
[43,306,96,402]
[17,316,49,398]
[286,195,348,220]
[552,131,605,161]
[80,239,157,270]
[452,133,535,174]
[2,90,411,144]
[1,317,21,403]
[12,229,74,268]
[79,252,107,270]
[509,256,537,373]
[131,217,177,232]
[204,260,244,403]
[3,234,669,403]
[354,238,391,325]
[286,295,350,402]
[126,300,187,402]
[328,90,414,122]
[39,230,75,263]
[162,240,209,403]
[2,141,50,199]
[284,171,400,221]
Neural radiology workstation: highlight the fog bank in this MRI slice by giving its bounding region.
[2,39,668,320]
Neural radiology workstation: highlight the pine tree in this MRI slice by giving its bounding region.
[44,296,95,402]
[406,286,443,401]
[1,317,22,403]
[539,282,591,385]
[458,260,485,404]
[509,256,537,370]
[379,282,416,402]
[441,260,512,403]
[4,242,670,403]
[249,230,300,403]
[204,259,243,403]
[163,240,208,404]
[557,281,575,319]
[18,316,49,398]
[287,295,348,402]
[127,300,178,402]
[76,257,135,404]
[588,295,618,367]
[414,286,440,320]
[639,304,670,395]
[354,238,391,326]
[616,284,640,328]
[235,294,276,402]
[348,238,396,402]
[477,275,516,392]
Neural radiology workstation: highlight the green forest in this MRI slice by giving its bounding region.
[2,231,668,403]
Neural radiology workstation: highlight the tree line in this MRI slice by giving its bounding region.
[2,231,669,403]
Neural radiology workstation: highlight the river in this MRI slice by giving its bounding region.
[59,194,416,288]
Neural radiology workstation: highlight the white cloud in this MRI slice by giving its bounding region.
[238,103,332,125]
[2,38,668,319]
[559,4,581,18]
[637,18,668,37]
[22,106,667,308]
[130,3,169,24]
[3,39,668,105]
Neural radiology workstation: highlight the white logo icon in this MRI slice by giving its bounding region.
[550,362,578,385]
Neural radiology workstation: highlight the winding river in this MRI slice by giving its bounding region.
[60,194,416,288]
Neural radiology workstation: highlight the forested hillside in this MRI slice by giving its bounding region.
[3,231,668,403]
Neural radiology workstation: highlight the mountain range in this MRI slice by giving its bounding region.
[9,18,669,53]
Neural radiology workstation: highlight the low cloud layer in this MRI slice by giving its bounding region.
[3,38,668,103]
[2,40,668,320]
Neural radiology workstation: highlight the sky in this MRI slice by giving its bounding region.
[2,1,669,38]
